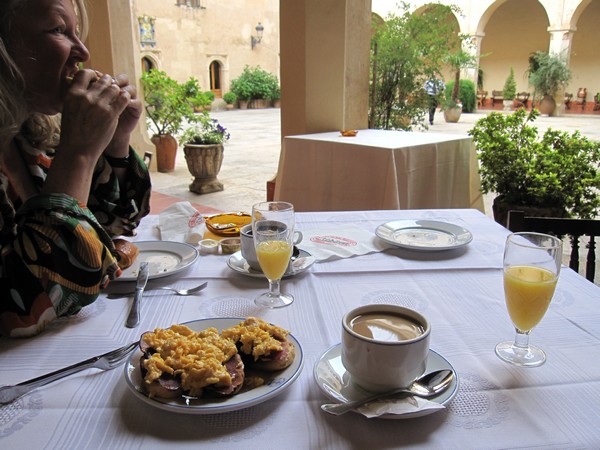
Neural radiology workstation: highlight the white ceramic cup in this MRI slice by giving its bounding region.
[341,304,431,393]
[240,223,303,272]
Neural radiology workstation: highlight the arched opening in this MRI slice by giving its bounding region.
[141,56,156,73]
[209,60,222,98]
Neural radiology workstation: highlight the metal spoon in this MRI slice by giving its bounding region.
[320,369,454,416]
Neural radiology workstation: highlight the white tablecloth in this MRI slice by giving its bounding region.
[1,209,599,449]
[274,130,485,213]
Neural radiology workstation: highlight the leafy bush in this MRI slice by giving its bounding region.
[223,91,237,104]
[469,108,600,219]
[141,69,207,135]
[230,66,280,101]
[528,51,571,100]
[445,79,476,112]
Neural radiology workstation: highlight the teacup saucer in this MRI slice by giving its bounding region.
[227,249,316,278]
[313,344,458,419]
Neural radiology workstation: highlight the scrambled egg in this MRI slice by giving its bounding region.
[140,318,290,397]
[221,317,289,360]
[141,324,237,396]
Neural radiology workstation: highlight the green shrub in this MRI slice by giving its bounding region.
[141,69,205,136]
[445,79,476,112]
[502,67,517,100]
[230,65,280,101]
[469,108,600,219]
[223,91,237,104]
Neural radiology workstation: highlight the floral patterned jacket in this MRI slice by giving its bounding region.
[0,138,151,337]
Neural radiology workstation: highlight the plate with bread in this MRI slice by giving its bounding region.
[114,240,199,281]
[124,317,303,414]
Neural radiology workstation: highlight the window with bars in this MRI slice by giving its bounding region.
[175,0,203,8]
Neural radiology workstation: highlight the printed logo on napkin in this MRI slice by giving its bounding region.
[158,201,205,244]
[310,235,357,247]
[300,225,394,261]
[188,211,205,228]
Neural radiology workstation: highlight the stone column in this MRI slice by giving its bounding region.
[547,27,576,115]
[86,0,155,168]
[465,33,485,88]
[279,0,371,138]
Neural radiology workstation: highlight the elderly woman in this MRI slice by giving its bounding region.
[0,0,151,337]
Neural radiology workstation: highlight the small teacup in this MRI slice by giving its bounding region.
[341,304,431,393]
[240,223,303,272]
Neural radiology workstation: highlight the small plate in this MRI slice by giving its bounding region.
[124,318,304,414]
[313,344,458,419]
[227,250,315,278]
[375,220,472,251]
[117,241,199,281]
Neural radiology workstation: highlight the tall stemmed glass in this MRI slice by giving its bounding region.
[252,201,295,308]
[495,232,562,367]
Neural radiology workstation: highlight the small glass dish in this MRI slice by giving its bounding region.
[220,237,241,254]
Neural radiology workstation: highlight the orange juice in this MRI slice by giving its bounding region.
[256,241,292,280]
[504,265,557,331]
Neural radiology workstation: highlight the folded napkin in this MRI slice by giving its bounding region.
[299,225,394,261]
[158,201,206,244]
[356,396,445,419]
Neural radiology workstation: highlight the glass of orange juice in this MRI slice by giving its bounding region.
[252,201,296,308]
[495,232,562,367]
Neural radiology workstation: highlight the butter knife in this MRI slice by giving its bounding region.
[126,262,149,328]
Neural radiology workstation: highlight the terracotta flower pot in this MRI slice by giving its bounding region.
[151,134,178,173]
[183,143,225,194]
[538,95,556,115]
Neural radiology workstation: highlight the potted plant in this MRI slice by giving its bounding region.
[502,67,517,111]
[179,116,230,194]
[141,69,207,172]
[469,108,600,226]
[527,51,572,115]
[442,49,478,123]
[230,65,280,109]
[223,91,237,110]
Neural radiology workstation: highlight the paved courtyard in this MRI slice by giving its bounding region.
[150,107,600,216]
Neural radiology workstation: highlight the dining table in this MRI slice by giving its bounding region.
[273,129,485,213]
[1,208,599,449]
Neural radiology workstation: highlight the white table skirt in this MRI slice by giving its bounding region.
[274,130,485,213]
[1,209,599,449]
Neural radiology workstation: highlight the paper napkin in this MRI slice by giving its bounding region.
[299,225,394,261]
[356,396,445,418]
[158,201,206,244]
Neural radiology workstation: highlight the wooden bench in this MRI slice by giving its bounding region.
[491,90,503,106]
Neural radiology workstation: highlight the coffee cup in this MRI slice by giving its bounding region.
[240,223,303,272]
[341,304,431,393]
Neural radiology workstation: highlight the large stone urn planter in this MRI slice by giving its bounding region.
[183,143,224,194]
[443,105,462,123]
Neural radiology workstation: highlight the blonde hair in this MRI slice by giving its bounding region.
[0,0,88,145]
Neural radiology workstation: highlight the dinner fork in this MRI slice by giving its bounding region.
[106,282,208,299]
[0,341,138,405]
